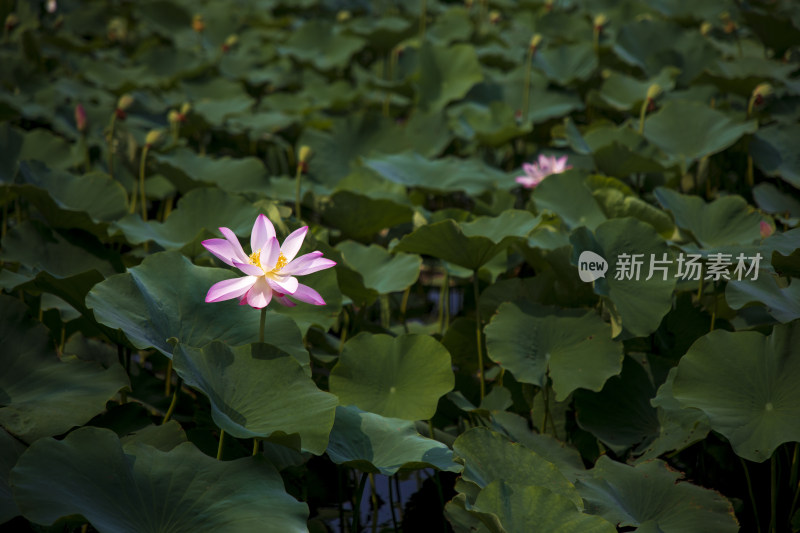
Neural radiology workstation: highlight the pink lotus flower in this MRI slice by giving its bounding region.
[515,154,572,188]
[202,214,336,309]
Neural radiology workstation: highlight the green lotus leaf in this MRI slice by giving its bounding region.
[0,220,117,280]
[448,101,531,147]
[581,122,670,175]
[10,427,308,532]
[750,123,800,189]
[634,368,711,463]
[576,456,738,532]
[613,19,718,84]
[533,171,607,231]
[654,187,762,248]
[428,7,473,45]
[643,101,757,173]
[453,427,583,509]
[329,333,454,420]
[726,274,800,323]
[533,42,598,86]
[348,16,412,51]
[394,210,538,270]
[272,267,342,336]
[571,218,677,337]
[574,357,658,454]
[0,295,129,443]
[279,20,366,71]
[321,190,413,241]
[325,405,459,475]
[473,481,616,533]
[18,128,83,171]
[173,342,337,455]
[119,421,188,453]
[0,429,25,523]
[363,151,511,196]
[150,147,269,194]
[0,123,23,182]
[753,183,800,225]
[86,251,307,362]
[417,41,483,112]
[594,67,680,111]
[16,162,128,235]
[336,240,422,297]
[672,323,800,462]
[109,187,262,252]
[592,188,674,237]
[485,303,622,400]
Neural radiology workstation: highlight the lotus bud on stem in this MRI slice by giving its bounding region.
[746,83,772,186]
[108,94,133,179]
[638,83,662,134]
[489,10,501,24]
[593,13,608,54]
[336,11,351,22]
[521,34,543,123]
[131,129,163,219]
[295,145,311,219]
[221,34,238,53]
[75,104,90,171]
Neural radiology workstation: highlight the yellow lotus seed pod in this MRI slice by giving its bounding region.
[192,14,205,33]
[529,34,543,50]
[117,93,134,111]
[594,14,608,28]
[646,83,662,100]
[700,22,713,36]
[145,129,163,146]
[224,34,238,48]
[298,145,312,163]
[167,110,180,124]
[180,102,192,115]
[336,10,351,22]
[753,83,773,99]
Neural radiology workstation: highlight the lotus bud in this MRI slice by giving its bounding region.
[222,34,238,52]
[700,22,713,36]
[192,14,205,33]
[336,10,351,22]
[47,0,57,13]
[544,0,553,12]
[145,129,163,147]
[646,83,662,101]
[594,13,608,30]
[4,13,19,31]
[529,34,543,52]
[298,145,312,164]
[167,110,181,124]
[75,104,87,133]
[180,102,192,115]
[760,221,774,239]
[489,10,501,24]
[107,17,128,41]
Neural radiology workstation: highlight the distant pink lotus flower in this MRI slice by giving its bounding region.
[202,214,336,309]
[760,221,773,239]
[515,154,572,188]
[75,103,87,133]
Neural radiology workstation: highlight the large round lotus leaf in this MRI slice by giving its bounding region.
[726,275,800,323]
[329,333,454,420]
[643,101,757,173]
[485,303,622,400]
[363,151,510,196]
[448,101,531,147]
[750,123,800,189]
[325,405,459,475]
[321,190,413,241]
[634,367,710,463]
[150,148,269,194]
[574,357,658,454]
[279,20,366,70]
[0,295,129,443]
[417,42,483,112]
[18,128,83,170]
[86,251,307,362]
[654,187,762,248]
[336,241,421,296]
[533,171,607,231]
[272,267,342,336]
[594,67,679,111]
[393,210,538,270]
[109,188,262,252]
[753,183,800,225]
[533,42,597,86]
[10,427,308,532]
[0,428,25,523]
[484,68,584,125]
[453,427,583,509]
[581,122,670,175]
[173,342,336,455]
[672,323,800,462]
[16,161,128,235]
[592,188,674,238]
[576,456,738,532]
[473,481,616,533]
[570,218,676,337]
[613,19,718,84]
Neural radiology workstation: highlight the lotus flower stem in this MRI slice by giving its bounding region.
[216,429,225,460]
[400,286,410,333]
[162,378,180,425]
[165,359,172,397]
[137,145,149,220]
[380,295,391,329]
[352,471,368,532]
[473,272,485,401]
[541,382,550,434]
[107,113,117,180]
[740,457,763,533]
[259,308,266,343]
[339,309,349,353]
[419,0,427,39]
[252,438,259,456]
[388,475,399,532]
[769,453,777,533]
[369,473,379,531]
[522,36,540,123]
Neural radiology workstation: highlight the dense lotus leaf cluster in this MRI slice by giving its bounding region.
[1,0,800,531]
